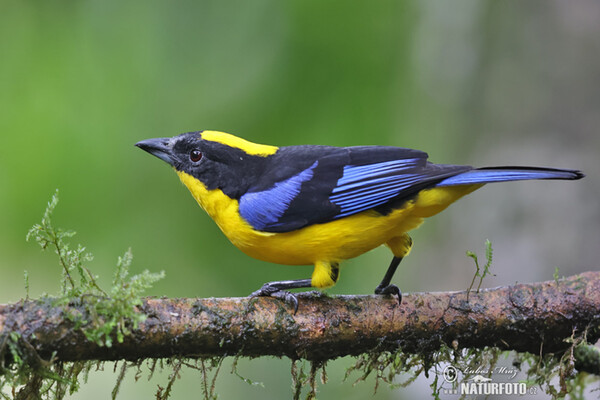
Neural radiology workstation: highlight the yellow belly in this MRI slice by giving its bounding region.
[177,171,482,266]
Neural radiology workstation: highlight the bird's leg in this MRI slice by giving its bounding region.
[377,233,412,305]
[250,262,339,314]
[250,279,313,314]
[374,256,403,304]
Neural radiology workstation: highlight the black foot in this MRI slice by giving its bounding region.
[374,284,402,305]
[250,282,305,314]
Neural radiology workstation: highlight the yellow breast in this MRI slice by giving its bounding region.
[177,170,481,266]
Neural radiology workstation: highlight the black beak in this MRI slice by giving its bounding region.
[135,137,174,165]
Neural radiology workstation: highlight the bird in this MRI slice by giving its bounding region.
[136,130,584,311]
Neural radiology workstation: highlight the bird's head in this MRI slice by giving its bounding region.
[136,131,278,199]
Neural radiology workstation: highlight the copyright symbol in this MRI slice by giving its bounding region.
[443,365,458,383]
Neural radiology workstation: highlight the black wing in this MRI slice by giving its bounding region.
[238,145,471,232]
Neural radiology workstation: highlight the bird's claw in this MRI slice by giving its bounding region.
[250,285,299,314]
[374,284,402,305]
[250,283,280,297]
[271,291,299,314]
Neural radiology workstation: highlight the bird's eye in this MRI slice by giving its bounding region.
[190,149,203,162]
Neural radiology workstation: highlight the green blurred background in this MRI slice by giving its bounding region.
[1,0,598,398]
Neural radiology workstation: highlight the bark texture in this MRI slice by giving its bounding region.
[1,272,599,366]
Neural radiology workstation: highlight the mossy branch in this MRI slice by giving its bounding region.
[9,192,596,399]
[1,272,599,373]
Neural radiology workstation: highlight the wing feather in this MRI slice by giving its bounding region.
[238,145,471,232]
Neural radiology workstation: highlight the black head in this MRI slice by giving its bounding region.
[136,131,205,172]
[135,131,276,198]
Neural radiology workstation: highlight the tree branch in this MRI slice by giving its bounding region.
[1,271,599,369]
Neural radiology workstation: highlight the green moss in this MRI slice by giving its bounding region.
[514,332,599,399]
[342,335,598,399]
[291,360,326,400]
[574,343,600,375]
[1,191,164,399]
[465,239,495,300]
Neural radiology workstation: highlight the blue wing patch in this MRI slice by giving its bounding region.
[329,159,427,218]
[239,161,319,230]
